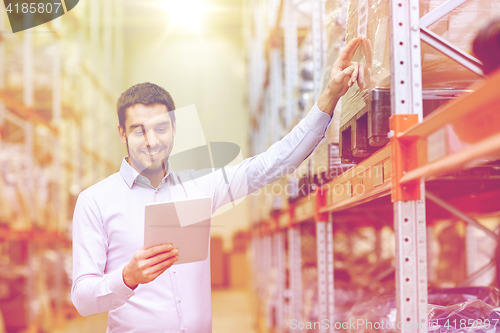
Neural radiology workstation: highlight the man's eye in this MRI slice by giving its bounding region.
[133,129,144,135]
[157,127,167,133]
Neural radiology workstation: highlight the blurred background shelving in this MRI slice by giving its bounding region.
[0,1,125,331]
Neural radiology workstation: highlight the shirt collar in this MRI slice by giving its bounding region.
[119,157,173,189]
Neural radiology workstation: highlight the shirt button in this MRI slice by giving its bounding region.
[127,293,131,297]
[182,327,186,331]
[178,298,182,303]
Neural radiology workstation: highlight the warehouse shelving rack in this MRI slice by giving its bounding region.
[247,0,325,152]
[316,69,500,332]
[248,0,500,332]
[247,0,329,331]
[0,1,124,331]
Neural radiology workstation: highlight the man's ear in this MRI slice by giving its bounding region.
[172,120,177,138]
[118,124,127,144]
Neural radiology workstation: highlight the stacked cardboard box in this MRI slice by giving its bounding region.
[339,0,500,162]
[341,0,500,130]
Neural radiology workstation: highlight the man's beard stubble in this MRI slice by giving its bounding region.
[125,136,168,177]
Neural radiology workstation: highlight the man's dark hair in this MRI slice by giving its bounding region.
[117,82,176,130]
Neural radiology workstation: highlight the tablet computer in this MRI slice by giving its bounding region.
[144,197,212,265]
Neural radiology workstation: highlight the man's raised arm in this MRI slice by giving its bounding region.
[209,37,364,211]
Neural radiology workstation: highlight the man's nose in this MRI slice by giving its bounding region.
[145,129,160,148]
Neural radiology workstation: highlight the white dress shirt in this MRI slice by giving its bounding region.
[71,104,331,333]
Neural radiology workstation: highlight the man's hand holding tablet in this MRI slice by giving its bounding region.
[123,244,179,290]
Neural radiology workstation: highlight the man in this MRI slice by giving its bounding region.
[72,37,364,332]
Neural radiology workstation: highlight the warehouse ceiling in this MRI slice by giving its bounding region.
[123,0,244,41]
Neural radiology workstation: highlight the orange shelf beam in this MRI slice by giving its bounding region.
[0,90,59,135]
[290,192,316,224]
[270,208,291,231]
[400,69,500,184]
[319,69,500,214]
[0,226,69,243]
[319,145,392,212]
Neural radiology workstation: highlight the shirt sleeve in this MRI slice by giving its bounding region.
[71,192,135,316]
[210,103,331,212]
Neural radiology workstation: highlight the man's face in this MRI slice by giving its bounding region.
[118,103,176,176]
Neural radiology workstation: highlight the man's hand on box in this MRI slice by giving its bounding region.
[330,36,364,94]
[317,36,365,116]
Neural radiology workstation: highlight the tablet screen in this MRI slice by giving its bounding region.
[144,197,212,265]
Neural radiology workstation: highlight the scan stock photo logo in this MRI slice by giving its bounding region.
[3,0,79,33]
[163,105,246,218]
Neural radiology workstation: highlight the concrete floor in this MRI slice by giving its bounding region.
[52,289,257,333]
[212,289,257,333]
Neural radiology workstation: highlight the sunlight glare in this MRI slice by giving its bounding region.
[165,0,208,34]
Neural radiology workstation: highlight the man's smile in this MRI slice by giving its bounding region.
[144,149,162,157]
